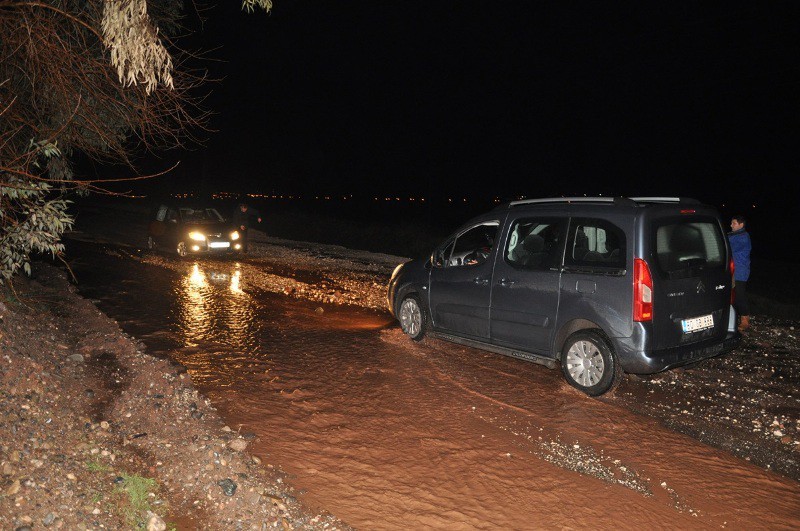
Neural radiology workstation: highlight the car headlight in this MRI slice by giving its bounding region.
[391,263,404,281]
[189,231,206,241]
[230,231,240,240]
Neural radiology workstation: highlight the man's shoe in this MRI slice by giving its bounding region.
[738,315,750,332]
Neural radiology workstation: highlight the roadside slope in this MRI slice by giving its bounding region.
[0,264,346,529]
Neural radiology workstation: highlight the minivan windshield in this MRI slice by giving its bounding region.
[654,217,725,276]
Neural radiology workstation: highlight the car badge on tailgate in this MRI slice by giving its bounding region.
[696,281,705,294]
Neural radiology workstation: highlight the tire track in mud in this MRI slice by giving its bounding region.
[377,328,800,523]
[380,329,657,499]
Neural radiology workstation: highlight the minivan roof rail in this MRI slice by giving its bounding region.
[628,196,701,204]
[508,197,615,207]
[504,196,701,208]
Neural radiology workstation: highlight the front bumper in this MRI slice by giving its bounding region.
[387,276,400,317]
[187,241,243,253]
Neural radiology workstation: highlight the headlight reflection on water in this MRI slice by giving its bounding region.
[230,267,242,294]
[177,262,255,351]
[189,263,207,287]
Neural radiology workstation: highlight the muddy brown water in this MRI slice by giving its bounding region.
[70,247,800,529]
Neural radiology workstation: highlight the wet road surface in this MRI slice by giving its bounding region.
[71,246,800,529]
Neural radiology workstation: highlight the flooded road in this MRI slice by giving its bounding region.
[71,246,800,529]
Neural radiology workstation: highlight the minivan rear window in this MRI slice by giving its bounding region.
[654,218,725,276]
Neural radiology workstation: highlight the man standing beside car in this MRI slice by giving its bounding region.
[729,215,752,331]
[232,202,262,253]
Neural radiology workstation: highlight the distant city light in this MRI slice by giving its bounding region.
[173,192,515,205]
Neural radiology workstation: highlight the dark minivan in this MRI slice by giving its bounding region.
[387,197,740,395]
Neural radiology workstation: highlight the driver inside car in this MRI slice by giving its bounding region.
[464,232,495,265]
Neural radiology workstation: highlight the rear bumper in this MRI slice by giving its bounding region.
[617,331,741,374]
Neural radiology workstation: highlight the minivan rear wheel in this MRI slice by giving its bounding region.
[398,295,427,341]
[560,330,622,396]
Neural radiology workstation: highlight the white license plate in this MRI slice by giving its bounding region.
[682,314,714,333]
[208,241,230,249]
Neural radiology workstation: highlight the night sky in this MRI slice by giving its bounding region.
[136,2,799,223]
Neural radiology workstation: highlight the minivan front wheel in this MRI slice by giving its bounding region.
[560,330,622,396]
[398,295,427,341]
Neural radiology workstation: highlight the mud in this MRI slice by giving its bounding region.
[615,325,800,479]
[60,239,800,529]
[84,351,129,422]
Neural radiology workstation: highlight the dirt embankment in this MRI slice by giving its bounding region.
[0,265,346,530]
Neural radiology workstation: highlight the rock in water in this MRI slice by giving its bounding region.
[218,478,237,496]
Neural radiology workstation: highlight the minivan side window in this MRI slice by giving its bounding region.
[437,222,499,267]
[505,218,566,270]
[565,218,626,268]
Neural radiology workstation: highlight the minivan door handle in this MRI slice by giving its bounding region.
[472,277,489,285]
[498,278,515,287]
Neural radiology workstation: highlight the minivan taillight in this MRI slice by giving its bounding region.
[634,258,653,322]
[730,257,736,305]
